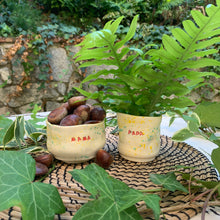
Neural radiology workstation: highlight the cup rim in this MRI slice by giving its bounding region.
[46,119,105,128]
[116,112,162,119]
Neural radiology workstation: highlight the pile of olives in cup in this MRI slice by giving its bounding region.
[47,96,106,126]
[45,96,113,171]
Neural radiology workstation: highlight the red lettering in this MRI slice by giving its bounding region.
[88,136,91,140]
[71,137,76,142]
[83,136,87,141]
[78,137,82,141]
[127,130,144,136]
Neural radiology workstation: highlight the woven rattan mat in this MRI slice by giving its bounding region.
[1,127,218,220]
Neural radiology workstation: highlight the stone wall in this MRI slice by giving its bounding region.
[0,40,84,115]
[0,39,219,116]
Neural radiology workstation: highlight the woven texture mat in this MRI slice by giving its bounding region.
[1,127,218,220]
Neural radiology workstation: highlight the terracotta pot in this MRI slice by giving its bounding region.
[117,113,162,162]
[46,120,106,163]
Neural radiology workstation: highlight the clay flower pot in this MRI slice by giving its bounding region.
[46,120,106,163]
[117,113,162,162]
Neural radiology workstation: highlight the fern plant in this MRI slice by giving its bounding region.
[73,1,220,116]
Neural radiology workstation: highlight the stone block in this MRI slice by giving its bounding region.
[11,55,24,84]
[7,83,43,108]
[57,82,67,95]
[0,86,17,105]
[0,67,12,84]
[48,47,73,82]
[18,102,43,114]
[0,106,16,116]
[0,47,8,65]
[46,101,62,111]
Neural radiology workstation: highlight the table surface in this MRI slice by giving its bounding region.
[7,112,220,220]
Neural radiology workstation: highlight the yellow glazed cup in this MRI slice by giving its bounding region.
[46,120,106,163]
[117,113,162,162]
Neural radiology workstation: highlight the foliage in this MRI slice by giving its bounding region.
[0,112,46,149]
[37,0,120,27]
[172,102,220,174]
[0,151,65,220]
[0,150,219,219]
[69,163,190,220]
[1,0,215,38]
[0,0,42,36]
[73,2,220,116]
[102,0,215,26]
[171,103,220,217]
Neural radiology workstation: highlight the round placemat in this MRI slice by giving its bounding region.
[1,127,218,220]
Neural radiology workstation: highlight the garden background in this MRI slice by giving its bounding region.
[0,0,219,115]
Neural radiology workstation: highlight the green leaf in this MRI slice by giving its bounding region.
[211,147,220,174]
[72,197,142,220]
[194,102,220,128]
[0,115,13,145]
[103,16,124,34]
[115,15,138,48]
[2,119,16,146]
[69,163,161,220]
[178,58,220,69]
[162,97,195,109]
[14,116,25,147]
[172,128,194,141]
[187,113,201,133]
[150,172,188,193]
[73,2,220,117]
[18,146,45,153]
[143,194,161,220]
[24,120,46,142]
[181,173,219,189]
[0,151,65,220]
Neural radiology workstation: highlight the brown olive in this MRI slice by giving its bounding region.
[95,149,113,169]
[68,96,86,109]
[90,107,106,121]
[60,114,83,126]
[34,153,54,167]
[47,106,68,124]
[35,162,49,176]
[86,103,95,112]
[74,105,90,122]
[61,102,72,113]
[84,120,101,124]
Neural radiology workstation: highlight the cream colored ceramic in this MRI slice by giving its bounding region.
[46,120,106,163]
[117,113,162,162]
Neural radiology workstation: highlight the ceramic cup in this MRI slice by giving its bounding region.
[46,120,106,163]
[117,113,162,162]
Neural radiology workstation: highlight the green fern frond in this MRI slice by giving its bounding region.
[149,2,220,71]
[162,0,186,9]
[73,2,220,116]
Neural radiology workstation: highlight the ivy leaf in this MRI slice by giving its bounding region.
[150,172,188,193]
[181,173,219,189]
[195,102,220,128]
[0,151,65,220]
[211,147,220,174]
[69,163,161,220]
[71,197,142,220]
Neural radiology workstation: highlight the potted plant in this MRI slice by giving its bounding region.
[73,4,220,162]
